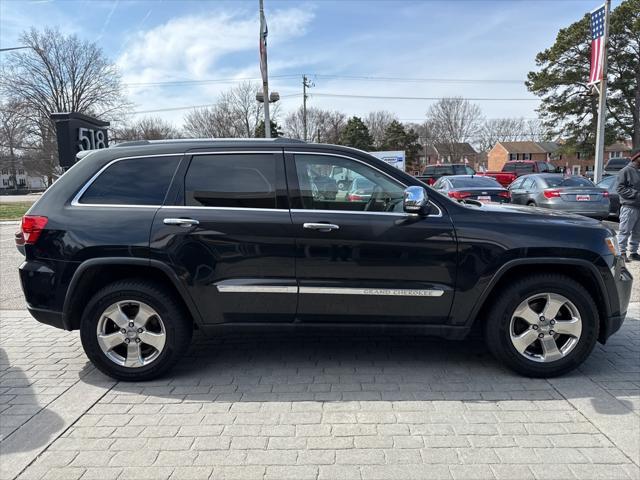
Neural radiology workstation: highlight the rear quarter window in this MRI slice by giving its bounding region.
[78,156,180,205]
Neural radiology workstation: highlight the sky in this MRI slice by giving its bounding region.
[0,0,623,128]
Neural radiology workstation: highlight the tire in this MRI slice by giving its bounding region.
[527,201,536,207]
[80,280,192,381]
[484,274,599,377]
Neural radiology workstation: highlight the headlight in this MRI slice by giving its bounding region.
[605,236,620,256]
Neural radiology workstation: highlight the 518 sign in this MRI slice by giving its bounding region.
[78,128,108,151]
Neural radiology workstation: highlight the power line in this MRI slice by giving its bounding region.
[309,74,524,84]
[311,93,540,101]
[122,73,528,88]
[131,93,301,115]
[123,74,299,88]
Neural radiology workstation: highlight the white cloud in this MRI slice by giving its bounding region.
[117,6,314,88]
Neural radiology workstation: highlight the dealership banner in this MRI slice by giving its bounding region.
[369,151,406,171]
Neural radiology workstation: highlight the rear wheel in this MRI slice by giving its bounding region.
[484,274,598,377]
[527,201,536,207]
[80,280,192,381]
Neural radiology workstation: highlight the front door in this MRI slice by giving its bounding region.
[149,150,297,324]
[287,151,457,324]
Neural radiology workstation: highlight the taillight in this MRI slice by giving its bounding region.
[347,194,364,201]
[499,191,511,199]
[602,191,610,198]
[448,191,471,199]
[19,215,48,245]
[543,189,561,199]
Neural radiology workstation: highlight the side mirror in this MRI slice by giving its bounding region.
[403,186,429,215]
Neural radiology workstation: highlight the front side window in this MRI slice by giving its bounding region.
[185,154,277,209]
[294,154,405,213]
[80,156,180,205]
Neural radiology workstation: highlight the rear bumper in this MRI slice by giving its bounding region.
[26,306,67,330]
[538,203,610,219]
[19,259,77,330]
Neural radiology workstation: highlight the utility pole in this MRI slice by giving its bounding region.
[593,0,611,184]
[259,0,271,138]
[302,75,313,142]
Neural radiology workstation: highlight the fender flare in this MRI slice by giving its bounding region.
[62,257,204,330]
[467,257,611,326]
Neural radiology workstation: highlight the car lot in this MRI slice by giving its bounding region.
[1,222,639,480]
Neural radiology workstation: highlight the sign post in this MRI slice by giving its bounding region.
[51,112,110,168]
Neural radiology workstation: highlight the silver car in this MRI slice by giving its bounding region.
[509,174,610,219]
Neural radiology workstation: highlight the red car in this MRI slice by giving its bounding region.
[478,161,558,187]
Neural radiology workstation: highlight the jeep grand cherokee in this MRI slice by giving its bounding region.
[17,139,632,381]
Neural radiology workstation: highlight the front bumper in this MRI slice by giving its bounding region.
[601,259,633,343]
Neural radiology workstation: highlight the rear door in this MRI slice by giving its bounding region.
[149,149,297,324]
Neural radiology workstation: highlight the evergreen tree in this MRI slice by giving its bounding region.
[339,116,374,150]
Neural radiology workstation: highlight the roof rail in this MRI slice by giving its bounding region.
[111,138,306,147]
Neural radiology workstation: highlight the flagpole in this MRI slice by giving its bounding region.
[593,0,611,184]
[259,0,271,138]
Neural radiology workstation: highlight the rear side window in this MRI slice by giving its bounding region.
[79,156,180,205]
[185,154,277,209]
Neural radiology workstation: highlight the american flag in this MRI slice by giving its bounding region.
[589,5,606,85]
[259,7,268,84]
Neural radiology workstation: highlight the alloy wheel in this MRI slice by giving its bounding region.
[509,293,582,363]
[96,300,166,368]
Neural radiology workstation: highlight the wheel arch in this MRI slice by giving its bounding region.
[469,258,611,342]
[63,258,203,331]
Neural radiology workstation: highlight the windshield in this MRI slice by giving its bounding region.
[542,176,594,187]
[449,177,502,188]
[606,158,629,170]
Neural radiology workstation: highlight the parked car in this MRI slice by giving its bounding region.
[596,175,620,218]
[477,160,559,187]
[603,157,630,177]
[330,165,357,191]
[416,163,475,185]
[432,175,511,203]
[346,176,375,202]
[509,174,610,219]
[308,167,338,201]
[17,139,630,380]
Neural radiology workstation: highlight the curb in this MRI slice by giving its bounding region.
[0,221,20,225]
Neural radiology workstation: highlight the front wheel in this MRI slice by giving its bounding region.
[484,274,598,377]
[80,280,192,381]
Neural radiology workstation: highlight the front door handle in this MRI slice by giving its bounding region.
[163,218,200,227]
[303,223,340,232]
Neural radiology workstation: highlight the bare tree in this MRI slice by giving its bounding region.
[477,118,526,152]
[112,117,180,142]
[182,82,274,138]
[427,97,483,159]
[320,110,347,144]
[283,107,345,142]
[0,100,30,188]
[0,28,129,179]
[365,111,397,148]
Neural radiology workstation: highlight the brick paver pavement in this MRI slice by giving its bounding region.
[1,305,639,480]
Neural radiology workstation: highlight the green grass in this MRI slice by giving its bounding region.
[0,202,33,220]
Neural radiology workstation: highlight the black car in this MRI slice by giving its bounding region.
[17,139,631,381]
[596,175,620,218]
[603,157,630,176]
[432,175,511,203]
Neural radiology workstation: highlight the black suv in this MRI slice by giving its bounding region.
[17,139,631,380]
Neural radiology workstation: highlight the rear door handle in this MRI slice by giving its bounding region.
[303,223,340,232]
[163,218,200,227]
